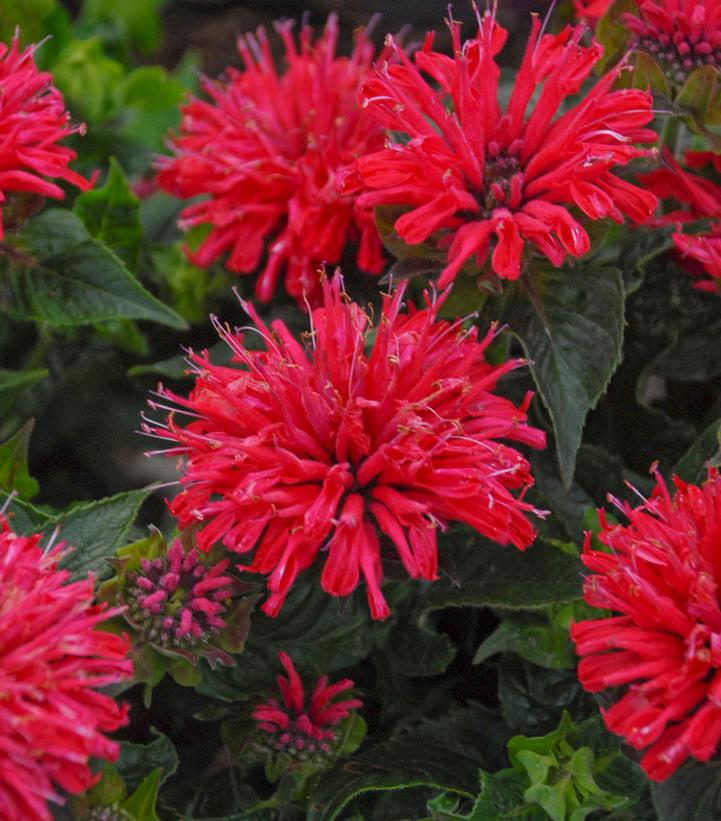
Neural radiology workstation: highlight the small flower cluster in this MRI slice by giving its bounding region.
[252,652,362,760]
[125,539,234,651]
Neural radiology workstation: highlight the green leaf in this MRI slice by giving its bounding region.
[51,37,124,122]
[422,527,582,612]
[80,0,167,54]
[309,704,510,821]
[505,266,625,488]
[473,612,576,670]
[74,157,142,269]
[498,656,596,737]
[1,487,151,578]
[0,420,39,500]
[122,65,186,111]
[379,620,456,677]
[0,0,57,44]
[122,768,162,821]
[674,419,721,484]
[0,368,48,414]
[675,65,721,125]
[652,759,721,820]
[1,210,186,329]
[117,729,179,793]
[594,0,638,73]
[197,572,375,701]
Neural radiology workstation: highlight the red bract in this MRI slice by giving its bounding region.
[0,36,93,239]
[348,11,657,287]
[144,275,546,620]
[252,651,362,756]
[623,0,721,88]
[156,15,385,307]
[572,0,614,24]
[639,149,721,224]
[673,228,721,290]
[571,471,721,781]
[0,518,132,821]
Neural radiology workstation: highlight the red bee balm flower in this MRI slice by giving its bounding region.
[571,471,721,781]
[145,276,546,619]
[572,0,614,24]
[252,652,362,757]
[156,15,385,306]
[0,518,132,821]
[673,228,721,290]
[349,12,657,286]
[0,36,93,239]
[623,0,721,89]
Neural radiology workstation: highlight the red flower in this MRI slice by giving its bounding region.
[252,651,362,756]
[623,0,721,89]
[0,36,93,240]
[0,518,132,821]
[673,228,721,290]
[640,150,721,291]
[348,12,657,287]
[572,0,614,24]
[571,471,721,781]
[156,15,385,307]
[638,149,721,224]
[144,275,546,620]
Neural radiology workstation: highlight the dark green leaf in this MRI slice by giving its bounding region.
[197,573,375,701]
[1,487,151,578]
[74,157,142,269]
[423,528,582,612]
[117,729,179,792]
[380,621,456,678]
[498,656,595,736]
[505,266,625,488]
[652,759,721,821]
[0,420,39,499]
[1,210,186,329]
[674,419,721,484]
[309,704,510,821]
[473,612,576,670]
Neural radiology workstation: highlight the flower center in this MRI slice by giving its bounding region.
[639,33,721,88]
[475,138,525,217]
[126,546,231,650]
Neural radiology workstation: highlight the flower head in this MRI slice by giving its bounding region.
[571,471,721,781]
[144,275,546,620]
[0,517,132,821]
[252,651,362,758]
[349,11,657,286]
[125,539,235,655]
[623,0,721,90]
[156,14,385,307]
[0,35,93,240]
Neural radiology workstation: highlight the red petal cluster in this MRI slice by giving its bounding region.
[252,651,362,756]
[0,518,132,821]
[623,0,721,87]
[348,12,657,286]
[640,150,721,291]
[571,471,721,781]
[156,15,385,307]
[572,0,614,24]
[0,36,93,239]
[145,275,546,619]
